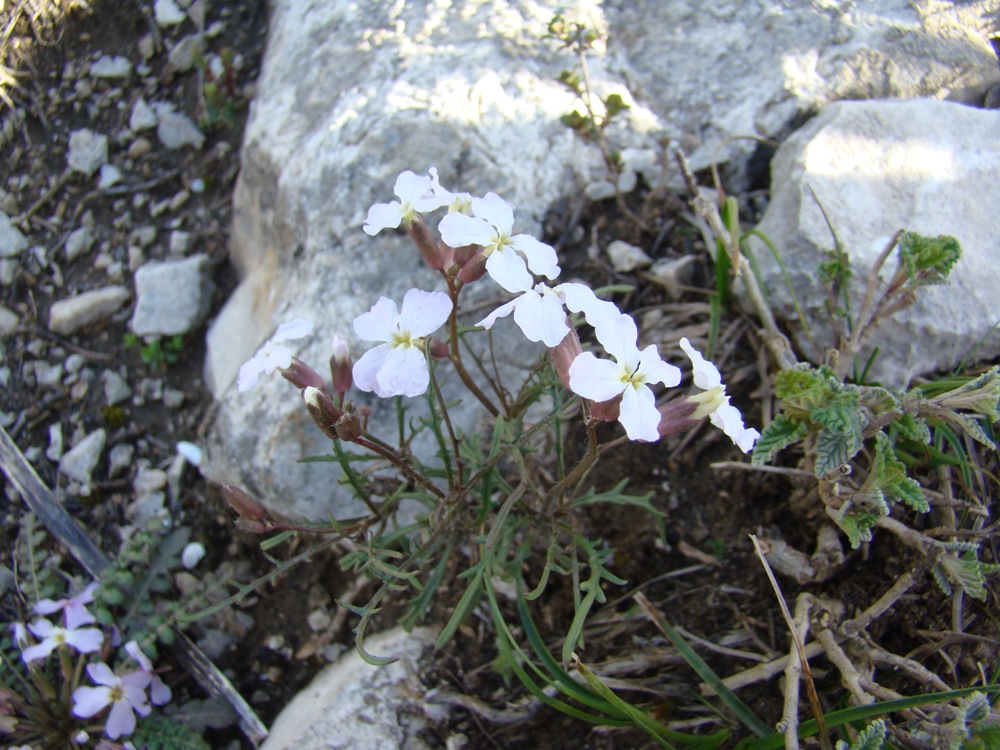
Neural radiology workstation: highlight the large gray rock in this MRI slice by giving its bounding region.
[203,0,1000,521]
[747,99,1000,388]
[260,627,437,750]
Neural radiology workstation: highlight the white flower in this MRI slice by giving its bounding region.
[35,582,98,630]
[569,314,681,441]
[237,318,314,392]
[352,289,453,398]
[679,337,760,452]
[72,662,151,740]
[476,283,570,347]
[438,192,560,293]
[20,618,103,663]
[363,169,453,236]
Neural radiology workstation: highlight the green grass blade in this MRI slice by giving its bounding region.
[636,593,773,738]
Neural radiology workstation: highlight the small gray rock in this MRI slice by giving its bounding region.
[154,104,205,150]
[59,428,106,484]
[49,286,130,336]
[0,304,17,334]
[107,443,135,479]
[168,230,191,254]
[606,239,653,273]
[0,212,28,259]
[130,254,214,336]
[154,0,186,27]
[67,129,108,177]
[97,164,123,190]
[65,226,95,261]
[45,423,64,462]
[130,99,158,132]
[90,55,133,79]
[101,369,132,406]
[30,361,64,389]
[168,35,205,73]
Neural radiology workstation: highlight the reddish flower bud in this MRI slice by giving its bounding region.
[548,325,583,391]
[280,357,326,391]
[222,485,266,522]
[329,334,353,396]
[335,410,363,441]
[656,396,702,438]
[457,249,489,284]
[408,215,453,271]
[234,517,270,534]
[590,394,621,423]
[303,386,344,441]
[427,337,451,360]
[452,244,479,268]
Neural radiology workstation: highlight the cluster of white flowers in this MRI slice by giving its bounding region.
[238,168,758,452]
[13,582,171,741]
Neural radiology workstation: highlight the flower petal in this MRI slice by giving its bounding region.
[510,234,560,280]
[471,192,514,234]
[376,344,430,398]
[393,170,428,203]
[512,288,569,347]
[679,337,722,390]
[354,297,400,343]
[636,344,682,388]
[619,384,661,442]
[105,696,137,739]
[485,247,533,293]
[568,353,626,402]
[592,313,638,365]
[65,626,103,654]
[398,289,452,338]
[272,318,314,343]
[21,640,56,663]
[124,641,152,672]
[363,201,404,236]
[86,662,119,688]
[352,344,392,396]
[439,212,497,249]
[476,298,518,330]
[72,685,112,718]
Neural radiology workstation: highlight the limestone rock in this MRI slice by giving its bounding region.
[90,55,132,78]
[261,627,437,750]
[746,99,1000,388]
[49,286,129,336]
[67,129,108,177]
[59,428,106,484]
[153,104,205,150]
[130,98,159,131]
[0,212,27,258]
[130,254,214,336]
[606,239,653,272]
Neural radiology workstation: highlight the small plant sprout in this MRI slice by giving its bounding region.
[237,317,314,391]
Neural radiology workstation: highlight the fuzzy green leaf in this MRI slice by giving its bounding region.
[897,232,961,286]
[869,432,929,512]
[831,490,888,549]
[751,415,808,465]
[835,719,887,750]
[934,550,1000,601]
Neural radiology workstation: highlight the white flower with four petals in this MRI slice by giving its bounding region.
[237,318,314,392]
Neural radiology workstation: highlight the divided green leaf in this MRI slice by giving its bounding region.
[897,231,961,286]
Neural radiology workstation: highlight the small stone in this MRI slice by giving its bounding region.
[97,164,123,190]
[107,443,134,479]
[307,608,331,632]
[65,226,95,260]
[169,230,191,254]
[163,388,185,409]
[128,246,145,272]
[0,304,17,334]
[181,541,206,569]
[127,491,166,525]
[131,226,157,248]
[205,20,225,38]
[131,254,214,336]
[169,190,190,211]
[59,428,106,484]
[67,129,108,177]
[90,55,133,79]
[606,239,653,272]
[154,0,186,26]
[64,354,87,374]
[0,259,16,285]
[190,178,205,193]
[45,423,64,462]
[154,104,205,150]
[130,98,158,132]
[31,361,64,389]
[168,35,205,73]
[128,137,152,159]
[584,180,617,201]
[101,369,132,406]
[137,34,155,62]
[648,255,697,298]
[176,440,202,465]
[0,212,28,259]
[48,286,130,336]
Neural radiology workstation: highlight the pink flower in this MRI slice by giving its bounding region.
[20,618,103,663]
[72,662,152,740]
[124,641,171,706]
[35,582,98,629]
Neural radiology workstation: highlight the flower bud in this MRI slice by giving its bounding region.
[280,357,326,390]
[452,243,478,268]
[330,334,353,396]
[656,395,702,438]
[303,386,343,441]
[221,485,266,522]
[590,395,621,423]
[235,517,269,534]
[548,324,582,391]
[408,215,453,271]
[335,410,363,441]
[457,249,489,284]
[427,338,450,360]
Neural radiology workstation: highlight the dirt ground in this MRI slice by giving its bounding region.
[1,2,997,749]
